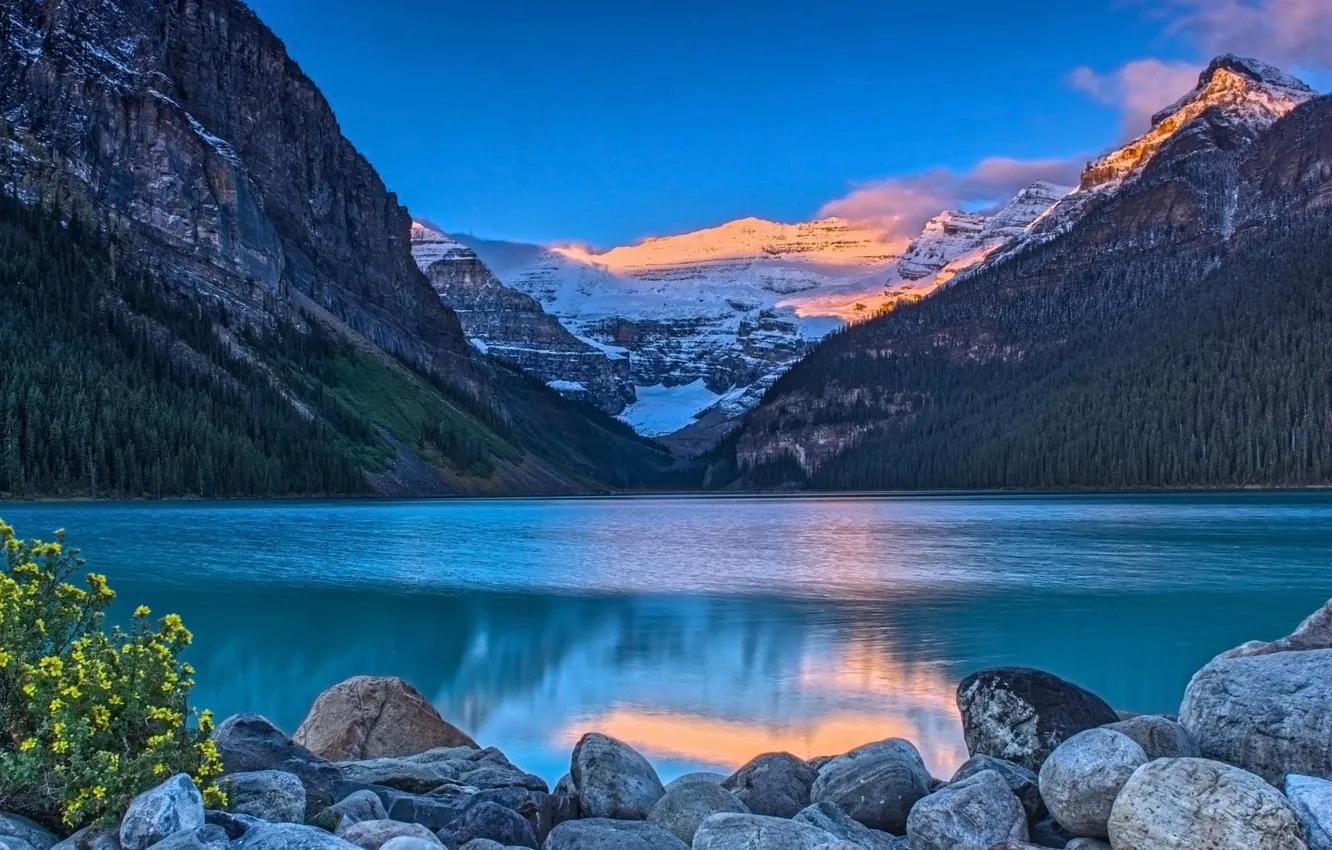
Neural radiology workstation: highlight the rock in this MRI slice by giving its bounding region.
[324,790,389,830]
[1180,646,1332,784]
[50,830,120,850]
[120,774,206,850]
[341,821,442,850]
[295,677,477,762]
[647,782,748,844]
[0,839,39,850]
[956,668,1119,772]
[205,811,266,840]
[223,770,307,823]
[1221,598,1332,659]
[553,774,575,797]
[1103,715,1199,760]
[793,802,905,850]
[149,826,230,850]
[541,819,687,850]
[1107,757,1309,850]
[722,753,819,818]
[381,841,444,850]
[437,802,537,850]
[663,772,726,793]
[338,747,545,795]
[213,713,344,816]
[569,733,665,820]
[951,754,1045,825]
[0,815,57,850]
[1287,774,1332,850]
[1037,729,1146,838]
[905,769,1028,850]
[236,823,362,850]
[809,739,931,834]
[1065,840,1111,850]
[456,842,511,850]
[692,813,838,850]
[1027,816,1075,849]
[375,787,566,843]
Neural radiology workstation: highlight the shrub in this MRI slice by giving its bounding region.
[0,519,225,831]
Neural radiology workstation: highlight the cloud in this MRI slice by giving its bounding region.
[819,157,1084,247]
[1068,59,1203,136]
[1162,0,1332,70]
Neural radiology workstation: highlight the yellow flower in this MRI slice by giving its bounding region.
[48,698,64,713]
[18,738,36,752]
[0,649,8,668]
[52,740,69,754]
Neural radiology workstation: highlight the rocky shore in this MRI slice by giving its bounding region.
[4,600,1331,850]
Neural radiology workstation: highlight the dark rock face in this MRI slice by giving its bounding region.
[956,668,1119,772]
[0,0,476,387]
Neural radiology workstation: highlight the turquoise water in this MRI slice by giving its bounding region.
[1,493,1329,783]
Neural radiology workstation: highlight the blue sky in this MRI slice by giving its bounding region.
[247,0,1330,246]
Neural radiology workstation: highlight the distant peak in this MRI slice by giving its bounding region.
[1150,55,1316,128]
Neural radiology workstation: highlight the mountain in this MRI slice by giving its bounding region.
[708,59,1332,490]
[0,0,684,496]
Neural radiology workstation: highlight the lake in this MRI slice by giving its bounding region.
[1,493,1329,784]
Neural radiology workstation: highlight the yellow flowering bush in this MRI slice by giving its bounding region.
[0,519,225,831]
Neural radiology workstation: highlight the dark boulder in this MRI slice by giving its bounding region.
[721,752,818,818]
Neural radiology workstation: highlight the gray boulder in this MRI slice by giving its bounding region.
[541,819,687,850]
[324,790,388,831]
[205,810,266,840]
[1104,715,1199,760]
[1065,840,1110,850]
[956,668,1118,773]
[1027,815,1074,849]
[1037,728,1146,838]
[692,813,837,850]
[456,842,512,850]
[224,769,307,823]
[1108,757,1309,850]
[49,830,119,850]
[119,773,206,850]
[722,753,818,818]
[382,841,445,850]
[149,826,230,850]
[552,774,575,797]
[951,754,1045,825]
[809,739,931,834]
[437,802,537,850]
[662,772,726,793]
[905,769,1028,850]
[213,713,344,815]
[0,839,39,850]
[0,815,57,850]
[294,676,476,761]
[237,823,361,850]
[1287,774,1332,850]
[793,802,905,850]
[647,783,748,845]
[341,820,441,850]
[375,786,566,843]
[341,747,546,795]
[569,733,664,819]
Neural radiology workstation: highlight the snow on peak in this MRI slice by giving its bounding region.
[409,220,474,270]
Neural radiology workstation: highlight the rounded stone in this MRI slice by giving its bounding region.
[809,739,931,834]
[1104,715,1199,760]
[951,754,1045,825]
[436,802,537,850]
[224,769,307,823]
[294,676,476,761]
[1038,728,1146,839]
[692,813,838,850]
[663,772,727,793]
[905,769,1028,850]
[542,819,687,850]
[120,773,206,850]
[722,752,819,818]
[570,733,666,820]
[340,820,442,850]
[648,782,749,844]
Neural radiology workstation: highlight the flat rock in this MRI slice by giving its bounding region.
[542,819,687,850]
[722,753,818,818]
[692,813,837,850]
[905,769,1028,850]
[340,820,441,850]
[1038,729,1146,838]
[341,748,544,795]
[956,668,1119,773]
[236,823,362,850]
[648,782,748,845]
[793,802,905,850]
[1287,774,1332,850]
[1103,715,1199,760]
[295,676,477,761]
[951,754,1045,825]
[437,802,537,850]
[570,733,665,820]
[0,815,58,850]
[1107,757,1309,850]
[120,773,206,850]
[224,769,307,823]
[213,713,344,815]
[663,772,726,793]
[809,739,931,835]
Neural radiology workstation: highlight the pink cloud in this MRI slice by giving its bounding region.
[819,157,1083,248]
[1068,59,1203,137]
[1163,0,1332,69]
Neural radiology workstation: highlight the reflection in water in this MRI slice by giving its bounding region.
[0,495,1330,783]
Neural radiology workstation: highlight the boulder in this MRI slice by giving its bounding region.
[663,772,726,793]
[1065,840,1111,850]
[809,739,931,834]
[793,802,905,850]
[1107,757,1309,850]
[956,668,1119,773]
[340,820,441,850]
[436,802,537,850]
[456,842,511,850]
[119,773,206,850]
[1037,729,1146,838]
[541,819,687,850]
[295,677,477,762]
[49,830,119,850]
[1221,598,1332,659]
[339,747,545,795]
[224,770,307,823]
[951,754,1045,825]
[722,753,818,818]
[0,839,40,850]
[0,815,57,850]
[1103,715,1199,760]
[381,841,444,850]
[692,813,837,850]
[553,774,575,797]
[213,713,344,815]
[1180,646,1332,784]
[569,733,665,820]
[323,790,388,831]
[1287,774,1332,850]
[149,826,230,850]
[375,786,566,843]
[205,811,266,840]
[236,823,362,850]
[905,769,1028,850]
[1027,815,1074,849]
[647,782,748,845]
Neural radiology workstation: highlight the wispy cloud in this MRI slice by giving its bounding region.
[1068,59,1203,137]
[819,157,1083,247]
[1162,0,1332,70]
